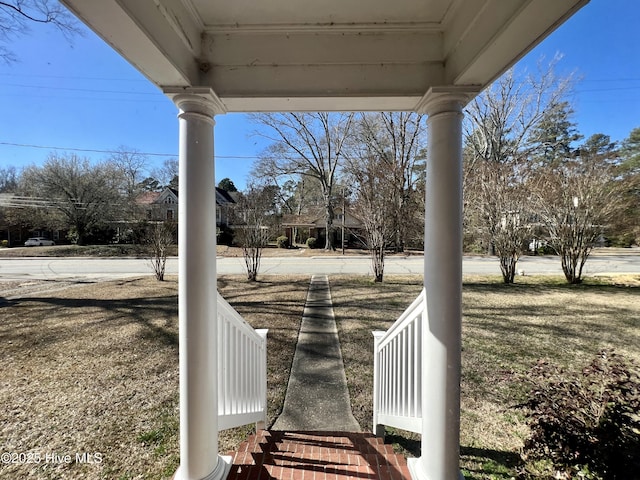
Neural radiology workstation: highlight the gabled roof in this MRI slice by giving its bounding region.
[157,188,178,204]
[215,188,236,205]
[136,191,162,205]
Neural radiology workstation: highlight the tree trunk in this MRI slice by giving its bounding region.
[243,246,262,282]
[499,253,517,284]
[561,251,583,284]
[372,246,384,282]
[324,202,335,250]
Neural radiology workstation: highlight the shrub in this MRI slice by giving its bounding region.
[519,350,640,479]
[0,240,8,248]
[606,233,637,248]
[66,227,79,245]
[276,235,289,249]
[217,225,233,246]
[306,237,317,249]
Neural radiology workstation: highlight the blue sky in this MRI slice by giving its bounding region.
[0,0,638,191]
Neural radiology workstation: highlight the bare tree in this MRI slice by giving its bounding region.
[109,146,149,222]
[531,138,629,284]
[152,157,179,189]
[20,153,123,244]
[464,154,533,282]
[0,0,81,63]
[267,176,312,245]
[251,112,354,250]
[0,166,18,193]
[233,184,278,281]
[279,178,304,245]
[348,112,426,252]
[345,154,396,282]
[147,220,176,281]
[464,60,573,283]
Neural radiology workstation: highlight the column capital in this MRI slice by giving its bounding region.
[415,86,481,116]
[163,86,228,117]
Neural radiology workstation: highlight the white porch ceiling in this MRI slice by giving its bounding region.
[60,0,588,112]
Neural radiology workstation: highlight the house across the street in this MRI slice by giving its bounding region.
[281,207,364,248]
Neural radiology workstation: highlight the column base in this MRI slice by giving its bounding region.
[407,457,465,480]
[172,455,232,480]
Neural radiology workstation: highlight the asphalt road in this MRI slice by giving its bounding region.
[0,253,639,282]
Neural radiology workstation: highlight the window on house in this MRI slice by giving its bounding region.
[167,209,174,221]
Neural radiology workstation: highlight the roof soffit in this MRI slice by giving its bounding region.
[443,0,590,86]
[61,0,589,112]
[61,0,202,86]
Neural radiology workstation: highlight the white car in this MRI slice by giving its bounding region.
[24,237,55,247]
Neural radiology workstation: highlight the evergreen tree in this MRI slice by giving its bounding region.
[218,178,238,192]
[527,100,582,166]
[621,127,640,174]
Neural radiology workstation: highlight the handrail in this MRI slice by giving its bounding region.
[217,292,268,431]
[372,288,425,436]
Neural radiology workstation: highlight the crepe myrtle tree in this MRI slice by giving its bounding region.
[234,183,280,282]
[344,153,397,282]
[347,112,426,253]
[464,58,574,283]
[147,220,176,281]
[531,136,629,284]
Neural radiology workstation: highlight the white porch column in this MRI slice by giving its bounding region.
[165,88,229,480]
[411,87,478,480]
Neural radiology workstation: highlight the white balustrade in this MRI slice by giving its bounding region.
[372,288,425,436]
[217,292,268,431]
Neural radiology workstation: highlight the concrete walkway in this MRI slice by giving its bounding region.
[271,275,361,432]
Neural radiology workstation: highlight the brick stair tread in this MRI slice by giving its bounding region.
[228,431,411,480]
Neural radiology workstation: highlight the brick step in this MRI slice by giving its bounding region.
[228,431,411,480]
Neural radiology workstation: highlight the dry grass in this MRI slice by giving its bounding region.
[329,276,422,430]
[0,275,308,480]
[2,272,638,480]
[331,274,640,479]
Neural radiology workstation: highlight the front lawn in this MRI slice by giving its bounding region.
[331,274,640,479]
[1,274,637,479]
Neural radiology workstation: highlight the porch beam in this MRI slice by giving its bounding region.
[412,87,478,480]
[165,88,229,480]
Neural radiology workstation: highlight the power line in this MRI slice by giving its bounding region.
[575,86,640,93]
[0,141,260,160]
[0,82,160,96]
[0,194,84,208]
[0,72,147,83]
[0,94,167,104]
